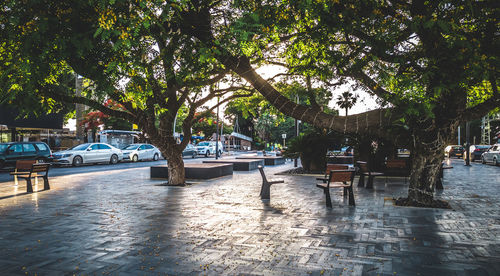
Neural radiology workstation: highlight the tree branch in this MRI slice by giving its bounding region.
[45,85,137,122]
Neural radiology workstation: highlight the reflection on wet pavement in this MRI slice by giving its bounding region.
[0,159,498,275]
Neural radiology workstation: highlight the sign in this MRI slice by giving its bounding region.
[282,134,287,139]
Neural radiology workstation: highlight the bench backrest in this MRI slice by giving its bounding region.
[16,160,37,170]
[258,165,267,182]
[324,164,349,178]
[328,170,355,187]
[356,161,369,173]
[30,163,50,174]
[386,160,407,169]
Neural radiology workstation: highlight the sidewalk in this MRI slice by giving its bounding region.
[0,159,498,275]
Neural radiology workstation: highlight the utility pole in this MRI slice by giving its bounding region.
[215,96,220,160]
[465,121,471,166]
[75,75,84,142]
[220,119,224,153]
[294,95,299,167]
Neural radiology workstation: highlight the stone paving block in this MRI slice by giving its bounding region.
[0,159,499,275]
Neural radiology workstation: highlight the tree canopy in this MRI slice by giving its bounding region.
[1,0,498,203]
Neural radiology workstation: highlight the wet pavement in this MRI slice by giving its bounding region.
[0,159,498,275]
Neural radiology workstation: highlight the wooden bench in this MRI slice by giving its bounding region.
[316,169,355,207]
[10,163,50,193]
[385,159,409,184]
[357,161,384,189]
[11,160,37,185]
[316,164,349,183]
[258,165,284,200]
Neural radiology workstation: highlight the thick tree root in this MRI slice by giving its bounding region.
[395,197,452,209]
[156,182,189,187]
[277,167,323,175]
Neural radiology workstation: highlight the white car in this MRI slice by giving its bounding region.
[481,144,500,166]
[122,143,161,162]
[52,143,123,166]
[196,141,223,157]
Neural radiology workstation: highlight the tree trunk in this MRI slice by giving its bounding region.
[396,127,452,208]
[406,147,442,205]
[161,146,186,186]
[300,154,325,172]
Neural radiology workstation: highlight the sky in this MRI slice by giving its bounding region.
[254,66,380,116]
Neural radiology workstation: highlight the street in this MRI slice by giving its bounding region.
[0,152,249,183]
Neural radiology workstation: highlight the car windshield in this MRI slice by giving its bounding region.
[70,143,90,151]
[123,144,140,150]
[198,142,210,146]
[0,144,9,152]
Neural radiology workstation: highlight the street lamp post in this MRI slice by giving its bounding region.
[294,95,299,167]
[215,96,220,160]
[465,121,471,166]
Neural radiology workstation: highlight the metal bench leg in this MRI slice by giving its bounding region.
[325,188,332,208]
[25,178,33,193]
[357,175,365,187]
[260,181,271,200]
[348,187,355,206]
[43,176,50,190]
[14,169,19,186]
[366,176,374,189]
[436,178,443,190]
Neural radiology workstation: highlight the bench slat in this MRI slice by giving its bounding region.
[31,165,50,173]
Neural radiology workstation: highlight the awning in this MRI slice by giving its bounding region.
[230,132,253,142]
[0,104,64,129]
[98,130,142,136]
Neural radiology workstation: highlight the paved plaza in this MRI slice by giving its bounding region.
[0,159,499,275]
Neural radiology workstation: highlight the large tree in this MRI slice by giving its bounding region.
[1,1,498,205]
[179,0,498,206]
[0,0,252,185]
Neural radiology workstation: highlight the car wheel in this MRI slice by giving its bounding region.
[494,158,499,166]
[153,153,159,161]
[205,151,210,157]
[132,154,139,162]
[110,154,119,164]
[481,157,486,164]
[73,156,83,167]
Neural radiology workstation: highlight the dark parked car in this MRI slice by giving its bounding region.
[0,142,52,168]
[463,145,490,161]
[444,145,464,158]
[182,144,198,158]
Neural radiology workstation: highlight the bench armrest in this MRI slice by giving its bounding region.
[329,169,355,173]
[10,172,30,176]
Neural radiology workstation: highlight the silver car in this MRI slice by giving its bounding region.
[481,144,500,166]
[122,144,161,162]
[52,143,123,166]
